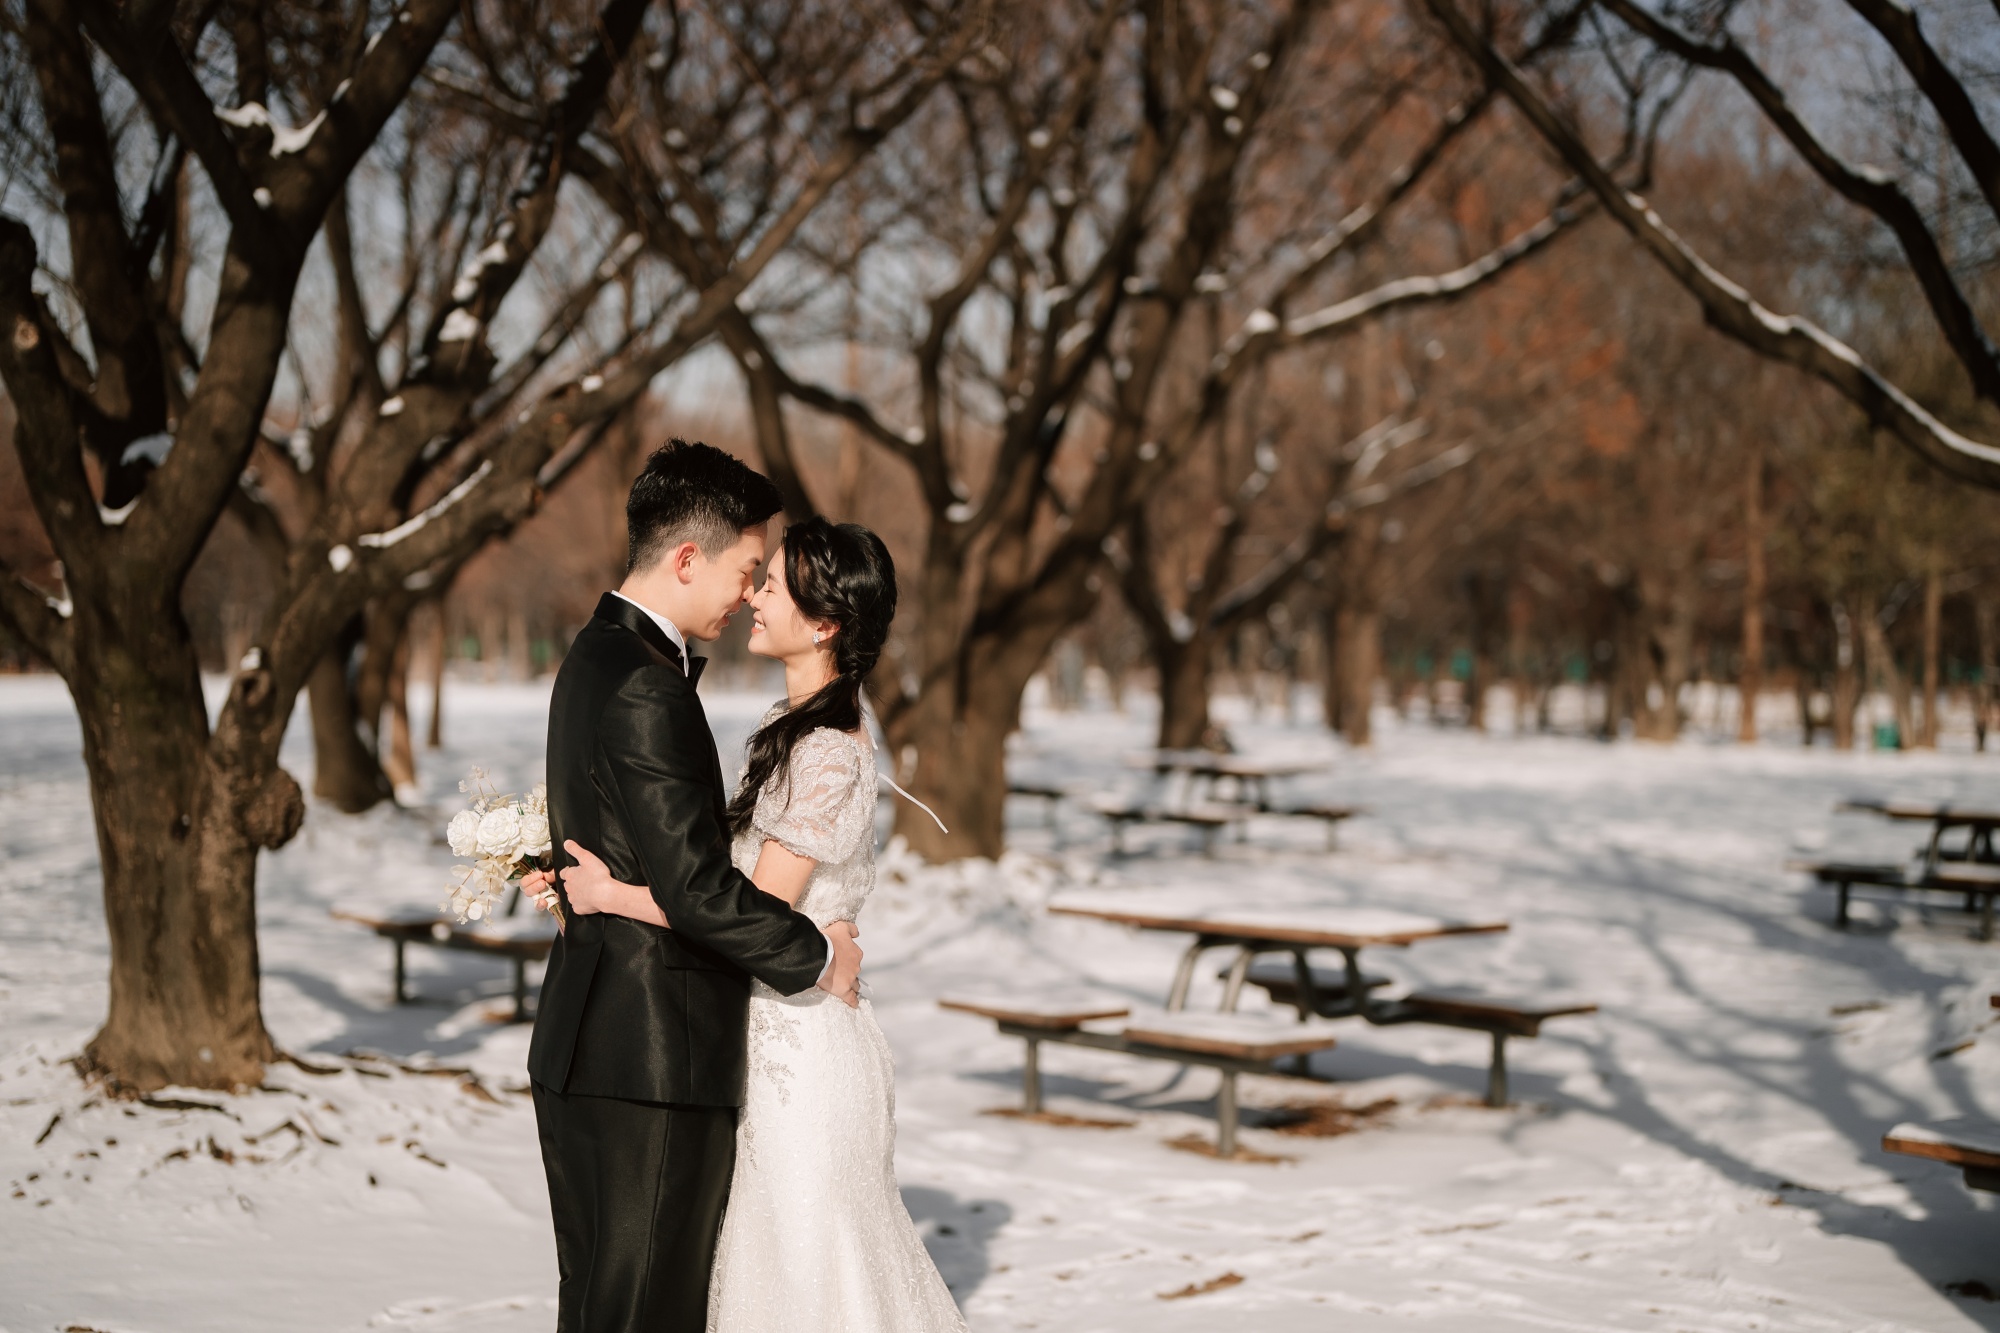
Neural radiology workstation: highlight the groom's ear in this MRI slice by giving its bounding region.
[669,540,704,583]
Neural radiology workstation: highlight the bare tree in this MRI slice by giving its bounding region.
[634,0,1605,856]
[1422,0,2000,489]
[0,0,980,1088]
[0,0,946,1091]
[1117,406,1470,747]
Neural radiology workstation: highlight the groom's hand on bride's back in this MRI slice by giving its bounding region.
[818,920,862,1008]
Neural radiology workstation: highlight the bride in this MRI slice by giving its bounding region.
[534,516,967,1333]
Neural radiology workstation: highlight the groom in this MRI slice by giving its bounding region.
[528,439,862,1332]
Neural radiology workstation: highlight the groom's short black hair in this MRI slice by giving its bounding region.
[625,438,784,571]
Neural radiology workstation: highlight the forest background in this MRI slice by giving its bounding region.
[5,0,2000,1092]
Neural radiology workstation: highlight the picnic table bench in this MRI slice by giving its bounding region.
[1789,859,2000,940]
[1047,901,1591,1107]
[1101,753,1358,851]
[1007,781,1070,829]
[1835,798,2000,869]
[1087,793,1251,855]
[1129,751,1327,810]
[1796,798,2000,939]
[1883,1118,2000,1193]
[332,909,554,1022]
[938,996,1338,1156]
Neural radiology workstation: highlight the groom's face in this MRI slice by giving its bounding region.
[678,522,769,641]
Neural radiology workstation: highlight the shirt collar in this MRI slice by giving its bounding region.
[610,591,687,658]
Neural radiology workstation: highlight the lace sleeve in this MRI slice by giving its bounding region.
[753,730,871,864]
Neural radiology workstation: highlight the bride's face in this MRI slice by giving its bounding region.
[748,548,833,663]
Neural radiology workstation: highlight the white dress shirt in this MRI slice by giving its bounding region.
[607,589,836,986]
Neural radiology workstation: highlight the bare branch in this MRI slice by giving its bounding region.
[1842,0,2000,221]
[1599,0,2000,408]
[1280,197,1587,345]
[0,216,104,578]
[1421,0,2000,489]
[0,551,71,671]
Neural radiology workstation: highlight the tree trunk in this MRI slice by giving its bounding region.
[1978,600,1998,751]
[884,622,1055,860]
[1468,650,1492,732]
[383,625,417,796]
[1155,633,1216,750]
[426,601,447,750]
[1918,565,1943,749]
[1830,602,1859,750]
[1336,604,1380,746]
[306,628,392,814]
[1634,578,1695,743]
[353,595,423,798]
[1738,449,1766,743]
[1321,606,1344,735]
[70,632,298,1093]
[1793,670,1819,747]
[1858,598,1910,748]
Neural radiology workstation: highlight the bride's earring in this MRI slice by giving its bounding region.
[812,631,824,644]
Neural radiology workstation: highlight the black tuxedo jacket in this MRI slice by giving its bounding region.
[527,593,828,1105]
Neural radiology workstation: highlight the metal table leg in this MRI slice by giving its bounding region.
[1217,1071,1239,1157]
[1340,947,1377,1021]
[1023,1036,1042,1115]
[1219,947,1254,1011]
[1288,949,1318,1073]
[1924,821,1946,876]
[1166,937,1212,1011]
[1486,1032,1509,1107]
[1289,950,1317,1021]
[512,957,529,1023]
[392,939,409,1004]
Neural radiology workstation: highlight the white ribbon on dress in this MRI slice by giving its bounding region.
[862,725,949,833]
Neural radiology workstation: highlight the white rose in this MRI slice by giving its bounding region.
[475,806,522,858]
[517,811,552,858]
[446,809,481,858]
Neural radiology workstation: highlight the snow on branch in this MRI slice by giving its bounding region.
[1597,0,2000,408]
[1421,0,2000,488]
[356,460,494,550]
[1283,205,1577,344]
[1333,441,1476,517]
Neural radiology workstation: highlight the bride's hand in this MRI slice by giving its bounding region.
[520,868,564,931]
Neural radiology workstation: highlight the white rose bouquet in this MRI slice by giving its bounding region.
[444,768,560,926]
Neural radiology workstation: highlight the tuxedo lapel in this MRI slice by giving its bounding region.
[592,592,687,675]
[590,593,730,825]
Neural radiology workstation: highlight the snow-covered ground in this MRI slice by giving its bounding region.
[2,674,1997,1331]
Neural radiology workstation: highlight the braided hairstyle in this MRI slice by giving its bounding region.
[725,517,897,836]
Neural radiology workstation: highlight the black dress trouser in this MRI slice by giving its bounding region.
[533,1081,738,1333]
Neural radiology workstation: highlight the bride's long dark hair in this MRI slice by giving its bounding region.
[725,517,897,836]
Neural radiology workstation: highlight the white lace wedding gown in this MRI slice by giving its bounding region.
[707,719,968,1333]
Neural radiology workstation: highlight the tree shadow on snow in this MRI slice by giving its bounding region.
[267,954,539,1065]
[902,1185,1011,1306]
[1528,838,2000,1319]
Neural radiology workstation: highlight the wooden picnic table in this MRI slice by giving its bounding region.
[1048,900,1507,1016]
[333,908,555,1022]
[1804,798,2000,939]
[1038,898,1586,1107]
[1837,797,2000,872]
[1127,751,1329,811]
[1884,1118,2000,1193]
